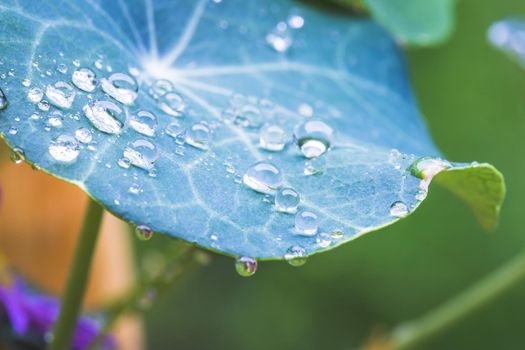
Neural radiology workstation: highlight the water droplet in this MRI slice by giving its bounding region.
[83,100,124,134]
[158,92,185,116]
[38,100,50,112]
[95,58,104,70]
[243,161,283,194]
[48,134,80,163]
[295,210,319,236]
[21,79,31,87]
[165,121,184,139]
[304,157,325,176]
[287,14,305,29]
[330,229,344,240]
[298,103,313,117]
[409,157,452,180]
[75,127,92,144]
[149,79,173,98]
[129,183,141,195]
[235,257,257,277]
[130,110,157,137]
[185,123,210,150]
[275,187,300,213]
[123,139,158,170]
[8,127,17,135]
[0,88,7,110]
[118,157,131,169]
[72,59,80,67]
[71,68,97,92]
[47,110,63,128]
[100,73,138,105]
[294,120,333,158]
[45,81,76,109]
[135,224,153,241]
[316,232,332,248]
[266,22,293,52]
[27,87,43,104]
[390,201,409,218]
[9,147,25,164]
[56,63,68,74]
[238,104,262,128]
[284,246,307,267]
[259,124,288,151]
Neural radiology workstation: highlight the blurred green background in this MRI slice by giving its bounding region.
[142,0,525,349]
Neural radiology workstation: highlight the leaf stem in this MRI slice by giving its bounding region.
[49,198,104,350]
[390,248,525,350]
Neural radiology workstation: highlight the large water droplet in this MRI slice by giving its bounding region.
[9,147,25,164]
[158,92,185,116]
[284,246,307,267]
[0,88,7,110]
[243,161,283,194]
[184,123,210,150]
[123,139,158,170]
[295,210,319,236]
[235,257,258,277]
[275,187,300,213]
[390,201,409,218]
[130,110,157,137]
[75,127,92,144]
[135,224,153,241]
[83,100,124,134]
[266,22,293,52]
[294,120,333,158]
[259,124,288,151]
[100,73,138,105]
[48,134,80,163]
[71,68,97,92]
[27,87,44,104]
[409,157,452,180]
[45,81,76,109]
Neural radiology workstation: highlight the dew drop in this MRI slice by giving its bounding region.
[71,68,97,92]
[304,157,325,176]
[284,246,307,267]
[235,257,258,277]
[82,100,124,134]
[298,103,313,117]
[316,232,332,248]
[266,22,293,52]
[75,127,92,144]
[409,157,452,180]
[45,81,76,109]
[123,139,158,170]
[130,110,157,137]
[100,73,138,105]
[287,14,305,29]
[259,124,288,151]
[330,229,344,240]
[149,79,173,98]
[243,161,283,194]
[184,123,210,150]
[275,187,300,213]
[56,63,68,74]
[38,100,50,112]
[21,79,31,87]
[8,127,17,135]
[9,147,25,164]
[390,201,409,218]
[295,210,319,236]
[129,183,141,195]
[117,157,131,169]
[165,121,184,139]
[294,120,333,158]
[47,110,63,128]
[158,92,185,116]
[0,88,7,110]
[48,134,80,163]
[27,87,44,104]
[238,104,262,128]
[135,224,153,241]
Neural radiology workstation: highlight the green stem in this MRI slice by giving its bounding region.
[390,248,525,350]
[49,198,104,350]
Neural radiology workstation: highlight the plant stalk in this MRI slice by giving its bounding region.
[390,248,525,350]
[49,198,104,350]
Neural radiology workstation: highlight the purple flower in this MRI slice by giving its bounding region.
[0,276,115,350]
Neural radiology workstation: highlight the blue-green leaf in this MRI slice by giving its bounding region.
[0,0,504,260]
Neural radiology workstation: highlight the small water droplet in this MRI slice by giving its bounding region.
[294,120,333,158]
[71,68,97,92]
[129,183,141,195]
[284,245,307,267]
[21,79,31,87]
[185,123,210,150]
[298,103,313,117]
[266,22,293,52]
[149,79,173,98]
[8,127,17,135]
[47,110,63,128]
[158,92,185,116]
[330,229,344,240]
[275,187,300,213]
[165,121,184,139]
[29,113,40,121]
[287,14,304,29]
[27,87,44,104]
[135,224,153,241]
[75,127,92,144]
[235,257,258,277]
[45,81,76,109]
[123,139,158,170]
[83,100,124,134]
[48,134,80,163]
[100,73,138,105]
[38,100,50,112]
[9,147,25,164]
[0,88,7,110]
[130,110,157,137]
[118,157,131,169]
[72,59,80,67]
[390,201,409,218]
[56,63,68,74]
[295,210,319,236]
[316,232,332,248]
[259,124,288,151]
[243,161,283,194]
[304,157,325,176]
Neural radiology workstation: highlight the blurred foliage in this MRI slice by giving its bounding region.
[141,0,525,349]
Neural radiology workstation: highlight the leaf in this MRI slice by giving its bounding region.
[0,0,504,260]
[360,0,456,46]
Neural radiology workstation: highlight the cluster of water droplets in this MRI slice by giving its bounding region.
[266,13,305,53]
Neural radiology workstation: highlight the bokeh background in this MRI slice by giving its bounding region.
[1,0,525,349]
